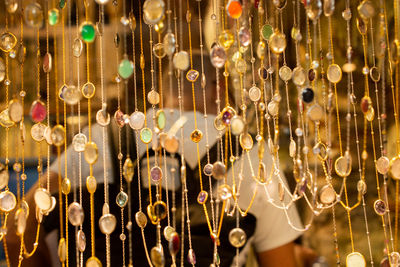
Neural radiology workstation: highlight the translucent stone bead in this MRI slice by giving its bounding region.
[203,163,213,176]
[99,213,117,234]
[357,180,367,195]
[197,190,208,204]
[116,191,128,208]
[156,110,166,130]
[15,208,27,236]
[95,0,110,4]
[238,27,251,47]
[123,157,134,182]
[218,184,232,200]
[129,111,145,130]
[153,43,166,59]
[230,116,244,136]
[239,133,253,150]
[319,185,336,204]
[164,136,179,154]
[0,58,5,82]
[63,85,82,105]
[24,3,44,28]
[323,0,335,16]
[306,0,322,21]
[30,123,46,142]
[34,188,52,211]
[0,190,16,212]
[212,161,226,180]
[153,201,167,220]
[301,88,314,103]
[143,0,165,25]
[256,41,266,59]
[48,8,59,26]
[279,65,292,81]
[228,227,247,248]
[173,51,189,70]
[79,22,96,43]
[169,232,180,256]
[235,58,247,74]
[390,156,400,180]
[269,31,286,54]
[313,142,328,161]
[369,66,380,82]
[8,99,23,123]
[135,211,147,228]
[307,104,324,121]
[72,38,83,57]
[86,256,102,267]
[118,57,134,79]
[374,199,386,216]
[163,225,175,241]
[150,166,163,183]
[327,64,342,83]
[0,32,17,53]
[68,202,84,226]
[0,109,15,128]
[61,178,71,195]
[51,125,66,147]
[261,24,274,41]
[140,128,153,144]
[84,142,99,165]
[273,0,286,9]
[357,17,367,35]
[376,156,390,175]
[291,27,302,41]
[292,67,306,86]
[5,0,18,13]
[190,129,203,143]
[187,249,196,265]
[218,30,235,50]
[30,100,46,123]
[96,109,110,126]
[73,133,87,152]
[226,0,242,19]
[114,109,126,127]
[357,0,375,20]
[58,238,66,262]
[267,101,279,116]
[186,69,200,82]
[289,140,296,157]
[163,32,176,56]
[151,245,165,267]
[334,154,352,177]
[77,230,86,252]
[81,82,96,98]
[248,86,261,102]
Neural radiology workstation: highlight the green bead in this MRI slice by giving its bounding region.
[140,128,153,144]
[48,9,59,26]
[116,191,128,208]
[261,24,273,41]
[156,110,166,130]
[80,22,96,43]
[59,0,66,9]
[118,58,134,79]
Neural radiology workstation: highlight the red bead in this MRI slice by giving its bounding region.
[30,100,46,123]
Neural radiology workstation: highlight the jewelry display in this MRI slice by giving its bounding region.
[2,0,400,266]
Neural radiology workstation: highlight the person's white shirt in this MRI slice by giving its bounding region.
[50,108,302,266]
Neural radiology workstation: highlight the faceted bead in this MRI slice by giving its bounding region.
[0,32,17,52]
[292,67,306,86]
[118,57,134,79]
[301,88,314,103]
[24,3,44,28]
[391,252,400,266]
[319,185,336,204]
[240,133,254,150]
[15,208,27,236]
[169,232,180,256]
[212,161,226,180]
[390,156,400,180]
[73,38,83,57]
[357,180,367,195]
[30,100,46,123]
[186,69,200,82]
[269,31,286,54]
[273,0,287,9]
[85,176,97,194]
[84,142,99,165]
[79,22,96,43]
[327,64,342,83]
[140,128,153,144]
[279,65,292,81]
[147,90,160,105]
[116,191,128,208]
[335,153,352,177]
[77,230,86,252]
[261,24,274,41]
[150,166,163,183]
[374,199,386,216]
[291,27,302,41]
[30,123,46,142]
[226,0,242,19]
[48,8,59,26]
[187,249,196,265]
[357,0,375,20]
[197,190,208,204]
[156,110,166,130]
[129,111,145,130]
[218,30,235,50]
[231,116,244,136]
[238,27,251,47]
[162,225,175,241]
[51,125,66,147]
[86,257,102,267]
[203,163,213,176]
[190,129,203,143]
[249,86,261,102]
[123,157,134,183]
[313,142,328,161]
[267,101,279,116]
[308,68,316,82]
[153,43,166,59]
[114,109,125,127]
[228,228,247,248]
[306,0,322,21]
[8,99,23,123]
[214,115,226,131]
[33,188,52,211]
[218,184,232,200]
[99,213,117,235]
[68,202,84,226]
[0,190,16,212]
[79,84,95,100]
[73,133,87,152]
[143,0,165,25]
[135,211,147,228]
[96,109,110,126]
[61,178,71,195]
[163,32,176,56]
[59,0,66,9]
[151,246,165,267]
[346,252,366,267]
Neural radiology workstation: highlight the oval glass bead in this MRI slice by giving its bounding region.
[0,190,16,212]
[319,185,336,204]
[269,31,286,54]
[228,227,247,248]
[84,142,99,165]
[143,0,165,25]
[68,202,84,226]
[99,213,117,235]
[34,188,52,211]
[346,252,366,267]
[80,22,96,43]
[210,45,227,68]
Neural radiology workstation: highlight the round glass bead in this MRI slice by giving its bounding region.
[129,111,145,130]
[153,43,166,59]
[81,82,96,98]
[197,191,208,204]
[0,190,16,212]
[8,99,23,123]
[291,27,302,41]
[99,213,117,235]
[80,22,96,43]
[24,3,44,28]
[231,116,244,136]
[376,156,390,174]
[267,101,279,117]
[229,228,247,248]
[248,86,261,102]
[150,166,163,183]
[190,129,203,143]
[279,65,292,81]
[292,67,306,86]
[30,123,46,142]
[307,104,324,121]
[48,8,59,26]
[301,88,314,103]
[306,0,322,21]
[319,185,336,204]
[151,246,165,267]
[327,64,342,83]
[323,0,335,16]
[269,31,286,54]
[357,0,375,20]
[238,27,251,47]
[143,0,165,25]
[226,0,242,19]
[147,90,160,105]
[118,57,134,79]
[5,0,18,13]
[68,202,84,226]
[84,142,99,165]
[173,51,189,71]
[218,30,235,50]
[0,32,17,53]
